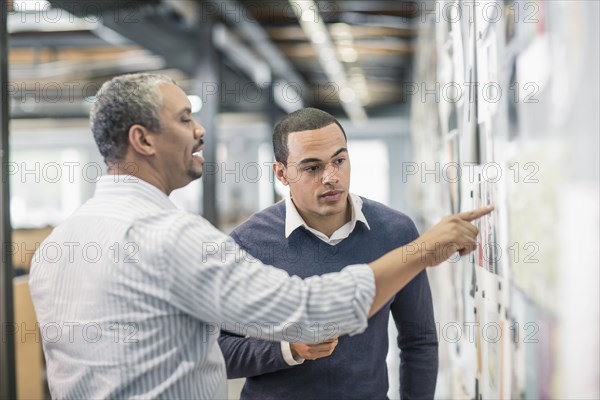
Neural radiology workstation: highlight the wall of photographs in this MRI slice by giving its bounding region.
[407,1,599,398]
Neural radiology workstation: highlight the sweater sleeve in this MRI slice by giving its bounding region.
[213,231,304,379]
[216,230,298,378]
[218,331,296,378]
[391,271,439,399]
[390,221,439,399]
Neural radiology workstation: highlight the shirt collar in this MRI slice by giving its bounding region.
[94,174,177,211]
[284,192,371,239]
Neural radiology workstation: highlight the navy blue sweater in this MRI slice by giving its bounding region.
[218,198,438,399]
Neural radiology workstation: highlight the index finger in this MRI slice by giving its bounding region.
[456,205,494,222]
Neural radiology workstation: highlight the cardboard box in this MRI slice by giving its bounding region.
[13,276,46,400]
[11,227,53,273]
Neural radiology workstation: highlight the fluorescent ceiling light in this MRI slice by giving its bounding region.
[339,87,356,103]
[311,31,327,44]
[13,0,50,12]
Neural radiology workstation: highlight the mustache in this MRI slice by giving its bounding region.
[193,139,204,150]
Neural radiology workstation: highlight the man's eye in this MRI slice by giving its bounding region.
[334,158,345,165]
[182,119,192,124]
[305,166,319,172]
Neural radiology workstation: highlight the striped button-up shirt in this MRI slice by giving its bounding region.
[29,175,374,399]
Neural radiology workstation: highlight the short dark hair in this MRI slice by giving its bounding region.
[273,108,347,165]
[90,73,176,165]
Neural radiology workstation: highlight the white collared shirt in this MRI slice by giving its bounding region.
[284,193,371,245]
[281,192,372,364]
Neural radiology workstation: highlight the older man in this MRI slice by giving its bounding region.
[29,73,491,399]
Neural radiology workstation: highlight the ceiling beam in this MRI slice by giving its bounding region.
[289,0,367,121]
[205,0,307,91]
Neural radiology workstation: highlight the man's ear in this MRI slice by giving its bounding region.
[273,161,289,186]
[128,124,156,156]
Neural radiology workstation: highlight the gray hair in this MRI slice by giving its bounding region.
[90,73,177,164]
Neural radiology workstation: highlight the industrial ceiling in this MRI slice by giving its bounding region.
[8,0,420,121]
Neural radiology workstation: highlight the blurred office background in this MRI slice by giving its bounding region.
[1,1,598,399]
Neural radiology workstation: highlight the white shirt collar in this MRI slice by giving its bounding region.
[94,174,177,211]
[284,192,371,245]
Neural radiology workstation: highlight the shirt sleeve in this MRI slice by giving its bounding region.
[163,214,375,344]
[281,341,304,365]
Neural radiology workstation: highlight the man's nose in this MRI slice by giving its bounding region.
[322,163,339,184]
[193,120,205,140]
